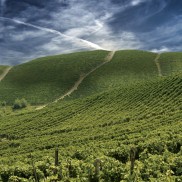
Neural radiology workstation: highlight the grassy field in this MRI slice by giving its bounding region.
[0,50,108,105]
[0,50,182,181]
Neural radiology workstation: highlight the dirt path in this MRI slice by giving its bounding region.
[154,53,162,77]
[0,66,12,82]
[54,50,115,102]
[36,51,115,110]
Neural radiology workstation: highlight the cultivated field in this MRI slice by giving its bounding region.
[0,50,181,181]
[0,50,108,104]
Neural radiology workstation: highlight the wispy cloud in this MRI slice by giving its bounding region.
[151,46,171,53]
[0,0,181,65]
[0,17,104,50]
[131,0,147,6]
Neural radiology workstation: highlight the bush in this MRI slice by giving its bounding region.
[20,98,28,108]
[12,99,28,110]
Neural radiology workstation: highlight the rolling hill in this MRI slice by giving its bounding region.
[0,66,12,81]
[0,50,182,182]
[0,50,108,105]
[0,66,8,76]
[69,50,158,99]
[158,52,182,76]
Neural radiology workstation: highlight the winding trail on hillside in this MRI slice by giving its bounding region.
[154,53,163,77]
[36,51,115,110]
[54,51,115,102]
[0,66,12,82]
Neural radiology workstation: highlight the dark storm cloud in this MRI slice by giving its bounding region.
[0,0,182,65]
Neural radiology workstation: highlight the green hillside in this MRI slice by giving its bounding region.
[0,65,10,76]
[69,51,182,99]
[0,50,182,181]
[70,50,158,98]
[158,52,182,76]
[0,73,181,181]
[0,50,108,105]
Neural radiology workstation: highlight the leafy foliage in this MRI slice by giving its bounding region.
[159,52,182,75]
[12,98,28,110]
[0,50,181,181]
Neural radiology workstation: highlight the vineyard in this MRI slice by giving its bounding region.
[158,52,182,76]
[0,50,182,181]
[0,50,108,105]
[69,50,158,99]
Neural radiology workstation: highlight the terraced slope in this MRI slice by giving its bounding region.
[158,52,182,75]
[69,50,158,98]
[0,51,182,181]
[69,51,182,100]
[0,73,181,181]
[0,50,108,104]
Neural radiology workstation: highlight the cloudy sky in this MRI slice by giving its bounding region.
[0,0,182,65]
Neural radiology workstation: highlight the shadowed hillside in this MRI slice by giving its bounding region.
[0,50,108,104]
